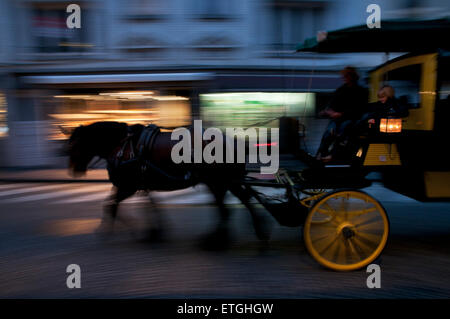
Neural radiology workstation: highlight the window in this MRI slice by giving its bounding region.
[31,3,89,53]
[384,64,422,109]
[195,0,234,19]
[438,58,450,100]
[270,3,325,51]
[116,36,167,59]
[435,57,450,132]
[191,35,239,59]
[124,0,166,20]
[0,92,7,138]
[439,81,450,100]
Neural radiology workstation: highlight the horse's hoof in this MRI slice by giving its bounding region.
[253,216,273,241]
[139,228,166,244]
[256,232,271,242]
[199,239,230,251]
[254,224,271,241]
[95,222,114,238]
[199,229,231,251]
[258,239,270,254]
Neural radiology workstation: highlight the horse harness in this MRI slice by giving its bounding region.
[110,124,191,186]
[111,124,157,168]
[136,124,160,160]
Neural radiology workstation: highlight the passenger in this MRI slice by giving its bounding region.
[357,85,409,131]
[316,66,368,162]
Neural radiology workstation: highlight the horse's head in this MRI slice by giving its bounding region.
[67,125,94,177]
[67,121,129,177]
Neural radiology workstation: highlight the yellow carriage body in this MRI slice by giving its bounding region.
[364,51,450,201]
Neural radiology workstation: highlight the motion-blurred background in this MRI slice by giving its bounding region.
[0,0,449,168]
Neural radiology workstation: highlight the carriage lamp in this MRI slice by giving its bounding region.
[379,118,402,133]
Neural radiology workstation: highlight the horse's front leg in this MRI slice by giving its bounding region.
[98,186,136,234]
[140,193,167,242]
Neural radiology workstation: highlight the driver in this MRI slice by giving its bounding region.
[316,66,368,162]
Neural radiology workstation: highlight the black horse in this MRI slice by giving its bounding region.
[66,121,268,248]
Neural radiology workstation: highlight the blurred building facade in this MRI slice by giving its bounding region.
[0,0,449,167]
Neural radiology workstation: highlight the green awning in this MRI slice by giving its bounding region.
[296,17,450,53]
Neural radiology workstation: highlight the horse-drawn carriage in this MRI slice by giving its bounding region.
[67,18,450,271]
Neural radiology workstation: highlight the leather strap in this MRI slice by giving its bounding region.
[136,124,160,159]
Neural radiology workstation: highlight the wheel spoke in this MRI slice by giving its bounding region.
[338,195,349,220]
[346,237,365,262]
[353,214,383,229]
[321,202,344,223]
[310,222,338,232]
[312,210,340,225]
[347,206,377,218]
[311,233,334,243]
[310,225,338,244]
[331,237,345,264]
[355,230,383,246]
[315,208,333,216]
[356,219,385,232]
[314,232,339,256]
[320,235,341,261]
[349,236,373,258]
[348,237,370,260]
[317,202,336,217]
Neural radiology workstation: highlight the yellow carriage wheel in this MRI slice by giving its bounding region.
[304,190,389,271]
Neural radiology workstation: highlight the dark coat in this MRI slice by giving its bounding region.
[365,97,409,119]
[328,84,369,121]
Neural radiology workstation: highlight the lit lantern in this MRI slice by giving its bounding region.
[380,118,402,133]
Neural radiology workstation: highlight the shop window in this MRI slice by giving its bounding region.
[48,90,191,140]
[200,92,315,130]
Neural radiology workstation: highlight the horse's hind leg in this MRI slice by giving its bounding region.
[202,184,230,250]
[229,184,271,241]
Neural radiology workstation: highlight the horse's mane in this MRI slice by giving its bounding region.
[69,122,146,158]
[86,121,129,131]
[72,121,145,138]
